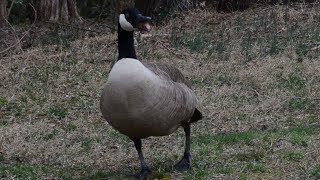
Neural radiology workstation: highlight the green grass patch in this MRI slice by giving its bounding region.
[0,154,5,162]
[216,131,259,145]
[42,133,55,141]
[280,126,318,147]
[295,43,309,60]
[0,120,9,127]
[244,162,266,173]
[149,172,171,180]
[307,115,320,124]
[267,35,285,56]
[310,165,320,178]
[215,74,237,86]
[184,169,210,180]
[0,164,47,179]
[282,74,306,91]
[282,151,304,161]
[81,138,94,152]
[190,77,210,87]
[288,98,313,111]
[187,31,208,53]
[285,126,319,136]
[170,28,211,54]
[194,126,319,150]
[40,30,73,49]
[3,101,22,117]
[193,131,260,153]
[0,97,8,108]
[285,115,319,127]
[54,166,125,180]
[170,27,187,49]
[289,133,308,147]
[285,116,299,126]
[191,75,235,88]
[214,166,234,175]
[236,112,249,121]
[85,171,122,180]
[48,106,67,119]
[233,150,265,162]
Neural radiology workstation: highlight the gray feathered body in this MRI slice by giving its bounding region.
[100,58,197,138]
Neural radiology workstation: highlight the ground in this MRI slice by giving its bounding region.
[1,4,320,179]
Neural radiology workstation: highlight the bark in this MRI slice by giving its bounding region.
[135,0,199,16]
[35,0,82,22]
[217,0,318,12]
[0,0,7,27]
[170,0,199,11]
[135,0,161,16]
[218,0,251,12]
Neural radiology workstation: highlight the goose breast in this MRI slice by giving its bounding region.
[100,58,197,138]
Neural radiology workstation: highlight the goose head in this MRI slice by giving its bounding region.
[119,8,152,33]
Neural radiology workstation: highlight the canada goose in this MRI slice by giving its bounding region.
[100,8,203,179]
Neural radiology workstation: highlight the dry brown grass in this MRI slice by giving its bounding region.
[1,4,320,179]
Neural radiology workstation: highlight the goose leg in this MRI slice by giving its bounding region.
[174,124,192,171]
[131,137,151,180]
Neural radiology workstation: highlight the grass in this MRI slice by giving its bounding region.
[0,97,8,107]
[288,98,314,111]
[0,164,47,179]
[1,3,320,180]
[282,151,304,161]
[283,74,306,91]
[244,162,266,173]
[48,106,67,119]
[310,165,320,178]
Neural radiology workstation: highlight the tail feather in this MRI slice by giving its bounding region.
[190,108,203,123]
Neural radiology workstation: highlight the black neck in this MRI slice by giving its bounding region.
[117,23,137,60]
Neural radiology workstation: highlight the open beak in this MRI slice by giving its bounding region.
[136,15,153,33]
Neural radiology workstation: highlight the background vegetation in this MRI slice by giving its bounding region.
[1,0,320,179]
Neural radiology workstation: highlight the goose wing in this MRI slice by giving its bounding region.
[143,62,192,88]
[144,62,203,123]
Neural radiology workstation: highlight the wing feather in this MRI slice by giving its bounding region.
[143,62,192,88]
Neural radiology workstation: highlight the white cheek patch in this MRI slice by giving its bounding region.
[119,14,134,31]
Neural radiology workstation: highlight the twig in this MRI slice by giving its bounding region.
[311,45,320,50]
[44,21,115,33]
[290,96,320,101]
[7,0,15,18]
[28,3,37,25]
[0,3,37,55]
[4,18,24,53]
[0,32,28,54]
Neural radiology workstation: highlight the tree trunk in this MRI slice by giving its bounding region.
[135,0,162,16]
[135,0,198,16]
[218,0,251,12]
[34,0,81,22]
[169,0,199,11]
[0,0,7,27]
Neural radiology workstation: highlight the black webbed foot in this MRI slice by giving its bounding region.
[174,156,192,171]
[133,168,151,180]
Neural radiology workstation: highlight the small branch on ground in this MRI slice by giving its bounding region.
[7,0,15,18]
[0,32,28,54]
[28,3,37,25]
[44,21,115,33]
[0,4,37,55]
[310,45,320,51]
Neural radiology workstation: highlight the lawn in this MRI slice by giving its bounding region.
[1,4,320,179]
